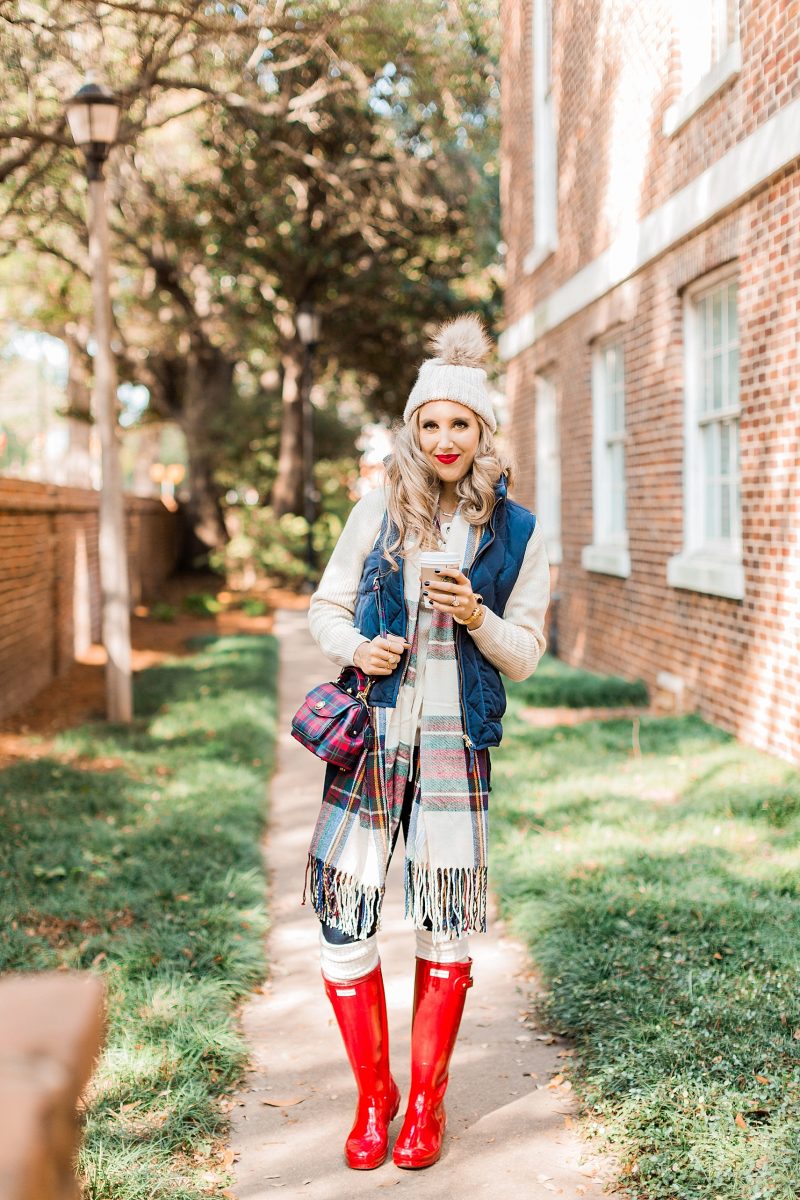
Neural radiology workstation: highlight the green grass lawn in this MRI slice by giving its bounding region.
[513,651,649,708]
[0,634,278,1200]
[491,669,800,1200]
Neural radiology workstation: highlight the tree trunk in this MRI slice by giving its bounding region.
[135,340,233,562]
[180,346,233,562]
[271,337,305,517]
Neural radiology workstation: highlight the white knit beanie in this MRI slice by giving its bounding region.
[403,313,496,433]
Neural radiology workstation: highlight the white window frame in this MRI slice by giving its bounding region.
[582,335,630,578]
[524,0,558,273]
[667,263,744,600]
[535,373,562,565]
[663,0,741,137]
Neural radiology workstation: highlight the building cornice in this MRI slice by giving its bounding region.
[500,96,800,361]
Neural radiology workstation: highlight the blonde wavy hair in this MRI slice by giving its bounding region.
[380,412,515,571]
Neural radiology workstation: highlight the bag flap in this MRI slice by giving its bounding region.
[301,683,362,721]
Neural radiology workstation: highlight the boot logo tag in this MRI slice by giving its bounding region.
[430,968,450,978]
[335,987,356,996]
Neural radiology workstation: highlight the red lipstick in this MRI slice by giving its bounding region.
[435,454,460,463]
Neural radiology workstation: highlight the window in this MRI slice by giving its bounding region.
[667,267,743,599]
[663,0,741,136]
[581,338,630,578]
[535,374,561,564]
[525,0,558,272]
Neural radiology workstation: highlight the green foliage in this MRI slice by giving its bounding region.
[0,634,278,1200]
[215,505,345,590]
[181,593,223,617]
[491,674,800,1200]
[214,456,359,589]
[514,653,649,708]
[149,603,176,623]
[239,598,267,617]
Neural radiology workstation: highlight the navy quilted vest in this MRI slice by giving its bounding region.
[351,474,537,750]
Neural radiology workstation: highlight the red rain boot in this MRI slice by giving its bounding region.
[322,962,402,1169]
[392,956,474,1169]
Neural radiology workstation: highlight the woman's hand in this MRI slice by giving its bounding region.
[353,633,411,675]
[422,567,484,627]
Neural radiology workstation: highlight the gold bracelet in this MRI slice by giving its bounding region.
[453,602,484,628]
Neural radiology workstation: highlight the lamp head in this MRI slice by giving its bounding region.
[66,78,121,180]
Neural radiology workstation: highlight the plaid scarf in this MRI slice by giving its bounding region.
[302,517,490,942]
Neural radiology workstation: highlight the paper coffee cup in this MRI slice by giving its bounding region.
[418,551,461,609]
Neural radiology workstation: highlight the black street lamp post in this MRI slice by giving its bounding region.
[296,301,322,591]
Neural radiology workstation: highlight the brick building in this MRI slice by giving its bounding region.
[499,0,799,764]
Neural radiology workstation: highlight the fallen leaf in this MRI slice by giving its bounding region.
[755,1074,770,1084]
[735,1112,748,1130]
[261,1097,305,1108]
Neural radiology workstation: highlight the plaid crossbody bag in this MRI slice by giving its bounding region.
[293,508,390,770]
[290,665,374,770]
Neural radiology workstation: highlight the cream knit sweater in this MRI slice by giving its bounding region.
[308,485,551,683]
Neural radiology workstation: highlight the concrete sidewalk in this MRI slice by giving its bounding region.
[230,609,620,1199]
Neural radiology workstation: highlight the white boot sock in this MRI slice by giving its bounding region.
[319,926,380,982]
[414,927,471,964]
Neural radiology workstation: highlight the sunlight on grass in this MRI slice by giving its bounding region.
[0,634,278,1200]
[491,679,800,1200]
[512,651,649,708]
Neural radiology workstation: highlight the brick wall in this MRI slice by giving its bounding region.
[0,480,182,721]
[500,0,800,765]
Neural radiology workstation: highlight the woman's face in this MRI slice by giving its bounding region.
[417,399,481,485]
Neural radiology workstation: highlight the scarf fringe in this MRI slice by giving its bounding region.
[403,859,488,940]
[301,852,384,940]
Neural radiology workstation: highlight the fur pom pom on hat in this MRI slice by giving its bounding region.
[403,313,497,432]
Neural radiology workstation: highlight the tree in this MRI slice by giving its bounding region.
[0,1,502,546]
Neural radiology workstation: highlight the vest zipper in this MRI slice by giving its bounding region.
[456,500,502,765]
[465,507,498,581]
[454,629,476,773]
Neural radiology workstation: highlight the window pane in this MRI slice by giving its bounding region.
[712,289,723,350]
[712,352,723,410]
[701,347,711,413]
[704,425,717,540]
[720,477,731,538]
[719,420,730,474]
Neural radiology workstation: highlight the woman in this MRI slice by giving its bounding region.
[301,313,550,1171]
